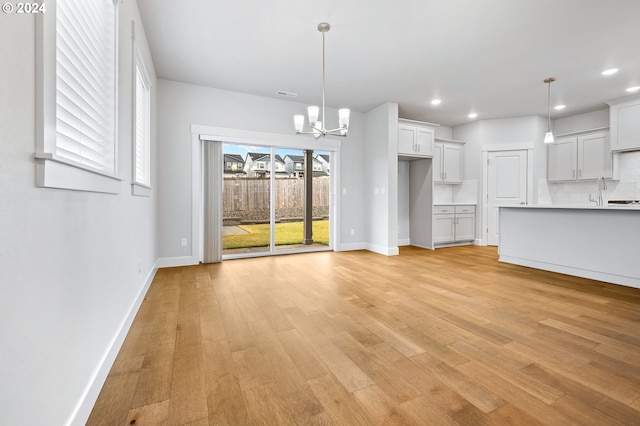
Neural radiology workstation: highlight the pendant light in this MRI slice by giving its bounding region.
[544,77,555,144]
[293,23,350,139]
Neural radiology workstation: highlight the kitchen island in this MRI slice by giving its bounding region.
[499,205,640,289]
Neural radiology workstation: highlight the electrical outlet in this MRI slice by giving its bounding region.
[181,238,187,247]
[350,228,355,236]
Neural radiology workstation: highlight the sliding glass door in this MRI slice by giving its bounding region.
[222,144,271,255]
[221,143,331,258]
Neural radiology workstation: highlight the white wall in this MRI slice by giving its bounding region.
[363,103,399,255]
[156,79,367,258]
[0,3,158,425]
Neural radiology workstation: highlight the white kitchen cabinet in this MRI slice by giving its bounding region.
[433,139,464,184]
[548,131,613,182]
[398,120,435,157]
[433,205,475,245]
[608,96,640,152]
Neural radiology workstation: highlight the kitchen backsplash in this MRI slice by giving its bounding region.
[434,179,478,204]
[539,151,640,204]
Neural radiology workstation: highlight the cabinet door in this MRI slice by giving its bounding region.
[442,144,463,183]
[578,132,612,179]
[454,213,475,242]
[398,124,417,155]
[433,214,455,243]
[415,127,434,156]
[548,137,577,181]
[432,143,443,182]
[610,100,640,152]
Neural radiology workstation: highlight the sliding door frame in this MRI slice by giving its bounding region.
[191,125,342,263]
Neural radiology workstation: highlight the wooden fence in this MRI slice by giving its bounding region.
[223,177,329,218]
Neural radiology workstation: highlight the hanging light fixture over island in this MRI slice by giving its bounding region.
[544,77,556,144]
[294,22,350,139]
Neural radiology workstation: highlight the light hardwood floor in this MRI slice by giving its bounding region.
[88,246,640,425]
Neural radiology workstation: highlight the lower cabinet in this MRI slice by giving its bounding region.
[433,205,476,246]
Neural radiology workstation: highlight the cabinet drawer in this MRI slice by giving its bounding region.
[434,205,454,214]
[455,205,475,214]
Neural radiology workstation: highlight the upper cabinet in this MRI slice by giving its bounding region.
[398,119,435,158]
[433,139,464,184]
[608,96,640,152]
[548,130,615,182]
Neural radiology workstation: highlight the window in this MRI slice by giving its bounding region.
[132,43,151,196]
[36,0,120,193]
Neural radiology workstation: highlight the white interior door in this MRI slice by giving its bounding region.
[487,150,528,246]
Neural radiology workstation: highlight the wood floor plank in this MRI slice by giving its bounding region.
[307,374,371,425]
[230,346,273,391]
[332,333,422,404]
[126,400,169,426]
[352,385,416,426]
[89,246,640,425]
[166,342,208,425]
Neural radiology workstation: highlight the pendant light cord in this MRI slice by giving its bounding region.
[547,80,551,131]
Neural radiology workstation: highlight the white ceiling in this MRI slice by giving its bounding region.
[136,0,640,127]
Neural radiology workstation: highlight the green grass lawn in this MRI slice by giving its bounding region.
[223,220,329,249]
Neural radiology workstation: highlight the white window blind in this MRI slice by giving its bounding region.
[134,49,151,187]
[56,0,116,174]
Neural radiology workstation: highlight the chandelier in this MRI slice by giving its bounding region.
[294,22,350,139]
[544,77,555,144]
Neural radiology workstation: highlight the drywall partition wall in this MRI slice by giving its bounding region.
[398,161,411,245]
[0,3,158,425]
[363,102,399,255]
[156,79,367,260]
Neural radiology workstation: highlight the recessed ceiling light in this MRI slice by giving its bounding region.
[554,104,566,110]
[626,86,640,93]
[431,99,442,106]
[468,113,478,119]
[601,68,619,76]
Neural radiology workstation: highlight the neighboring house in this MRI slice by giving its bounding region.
[244,152,287,178]
[223,154,245,177]
[284,155,327,178]
[315,154,330,174]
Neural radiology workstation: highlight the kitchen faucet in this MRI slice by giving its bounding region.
[589,177,607,206]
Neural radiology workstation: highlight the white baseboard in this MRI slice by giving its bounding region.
[499,255,640,290]
[67,264,158,426]
[337,242,367,251]
[366,243,399,256]
[398,238,411,246]
[157,255,198,268]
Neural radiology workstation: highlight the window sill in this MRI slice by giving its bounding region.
[35,154,122,194]
[131,182,151,197]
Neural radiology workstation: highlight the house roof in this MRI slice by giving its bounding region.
[316,154,329,163]
[255,154,285,163]
[224,154,244,163]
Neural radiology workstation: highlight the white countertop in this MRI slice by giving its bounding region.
[500,204,640,211]
[434,203,477,206]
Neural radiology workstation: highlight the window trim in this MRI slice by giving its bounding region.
[131,37,152,197]
[35,0,121,194]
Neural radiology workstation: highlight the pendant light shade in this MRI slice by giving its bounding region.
[544,131,554,144]
[293,23,350,138]
[544,78,555,144]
